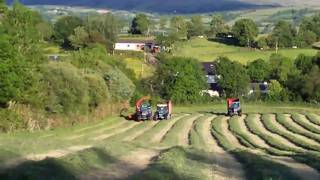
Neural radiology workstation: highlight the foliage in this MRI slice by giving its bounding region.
[85,13,121,51]
[269,54,297,82]
[39,62,90,115]
[0,109,24,133]
[170,16,187,39]
[208,15,229,37]
[187,16,205,39]
[130,13,150,35]
[68,26,90,49]
[153,57,207,104]
[267,80,283,101]
[232,19,258,47]
[54,15,83,46]
[215,57,250,97]
[268,21,297,48]
[247,59,271,82]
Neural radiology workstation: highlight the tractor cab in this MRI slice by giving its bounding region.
[138,102,152,120]
[154,101,172,120]
[227,98,242,116]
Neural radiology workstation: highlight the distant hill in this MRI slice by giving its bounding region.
[6,0,278,13]
[239,0,320,7]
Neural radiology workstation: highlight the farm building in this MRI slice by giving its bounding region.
[114,39,160,52]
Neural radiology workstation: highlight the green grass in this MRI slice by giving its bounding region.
[230,115,293,156]
[174,38,318,64]
[134,114,186,145]
[124,57,155,79]
[161,114,199,146]
[174,102,320,114]
[189,116,211,150]
[244,115,301,153]
[261,114,320,151]
[276,114,320,144]
[211,116,301,180]
[131,147,209,180]
[291,114,320,135]
[305,114,320,127]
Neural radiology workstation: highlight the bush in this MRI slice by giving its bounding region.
[0,109,24,133]
[84,74,110,110]
[40,62,90,115]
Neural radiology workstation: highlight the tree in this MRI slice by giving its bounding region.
[302,65,320,102]
[215,57,250,97]
[170,16,187,39]
[269,21,296,48]
[36,22,53,41]
[68,26,90,49]
[294,54,314,74]
[299,14,320,40]
[54,15,83,46]
[155,32,179,51]
[267,80,283,101]
[297,29,317,47]
[269,54,298,82]
[0,0,7,14]
[130,14,150,35]
[256,37,268,50]
[208,15,229,37]
[159,17,167,30]
[247,59,271,82]
[153,57,207,104]
[0,36,31,107]
[187,15,205,39]
[232,19,258,47]
[85,13,121,51]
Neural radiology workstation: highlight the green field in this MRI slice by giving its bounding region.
[174,38,318,64]
[1,103,320,179]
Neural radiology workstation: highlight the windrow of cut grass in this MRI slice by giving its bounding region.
[276,114,320,144]
[161,114,202,147]
[133,114,187,145]
[189,115,213,150]
[244,114,302,153]
[228,114,291,156]
[306,114,320,127]
[306,114,320,126]
[211,116,301,180]
[261,114,320,152]
[291,114,320,135]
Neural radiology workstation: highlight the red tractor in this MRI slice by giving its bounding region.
[227,98,242,116]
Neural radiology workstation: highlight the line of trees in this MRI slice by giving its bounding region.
[134,12,320,50]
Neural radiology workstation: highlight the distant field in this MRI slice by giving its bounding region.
[124,57,155,79]
[174,38,318,64]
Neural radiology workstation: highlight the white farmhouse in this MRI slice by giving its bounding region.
[114,39,156,51]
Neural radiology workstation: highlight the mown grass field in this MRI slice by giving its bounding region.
[1,104,320,179]
[174,38,318,63]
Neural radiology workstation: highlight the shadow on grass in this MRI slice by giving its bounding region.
[0,147,118,180]
[292,152,320,173]
[232,150,301,180]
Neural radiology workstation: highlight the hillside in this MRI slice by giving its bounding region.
[240,0,320,6]
[9,0,276,13]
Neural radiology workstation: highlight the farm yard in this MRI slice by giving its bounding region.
[1,104,320,179]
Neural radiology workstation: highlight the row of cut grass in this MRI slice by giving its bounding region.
[305,114,320,127]
[276,114,320,144]
[211,116,301,180]
[133,114,186,145]
[161,114,201,147]
[244,115,301,153]
[261,114,320,152]
[229,115,291,156]
[291,114,320,135]
[189,115,211,150]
